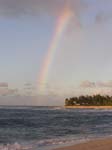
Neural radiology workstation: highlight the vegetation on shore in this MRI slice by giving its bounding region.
[65,95,112,106]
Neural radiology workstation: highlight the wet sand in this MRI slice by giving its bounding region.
[53,138,112,150]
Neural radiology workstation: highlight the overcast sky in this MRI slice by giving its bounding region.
[0,0,112,105]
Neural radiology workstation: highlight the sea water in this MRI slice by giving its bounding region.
[0,106,112,150]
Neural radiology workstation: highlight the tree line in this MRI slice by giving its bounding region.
[65,95,112,106]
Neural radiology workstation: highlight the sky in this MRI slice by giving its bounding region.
[0,0,112,105]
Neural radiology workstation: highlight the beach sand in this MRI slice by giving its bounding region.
[65,106,112,109]
[53,138,112,150]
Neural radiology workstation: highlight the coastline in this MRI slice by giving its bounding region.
[65,106,112,109]
[53,137,112,150]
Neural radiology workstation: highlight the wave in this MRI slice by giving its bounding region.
[0,133,112,150]
[0,143,29,150]
[0,136,96,150]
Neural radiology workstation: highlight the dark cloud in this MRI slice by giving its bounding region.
[95,13,105,23]
[0,0,82,17]
[0,88,18,96]
[0,82,8,88]
[90,0,112,24]
[8,89,18,94]
[95,12,112,24]
[0,0,111,26]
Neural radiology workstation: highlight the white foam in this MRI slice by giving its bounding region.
[0,143,22,150]
[0,137,90,150]
[0,135,110,150]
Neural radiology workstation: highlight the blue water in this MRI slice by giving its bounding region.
[0,106,112,149]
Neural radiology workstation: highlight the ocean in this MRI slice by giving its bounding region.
[0,106,112,150]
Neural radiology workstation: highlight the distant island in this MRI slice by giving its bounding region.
[65,95,112,108]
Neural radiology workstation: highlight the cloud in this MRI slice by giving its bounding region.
[80,80,96,88]
[91,88,112,96]
[0,88,18,96]
[79,80,112,96]
[80,80,112,88]
[0,0,111,27]
[24,87,33,90]
[8,89,18,94]
[97,81,112,88]
[95,12,112,24]
[0,82,8,88]
[87,0,112,24]
[24,83,32,86]
[0,0,82,17]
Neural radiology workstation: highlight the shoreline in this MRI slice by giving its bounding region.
[65,106,112,109]
[53,137,112,150]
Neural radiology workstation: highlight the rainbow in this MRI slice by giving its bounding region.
[38,5,73,93]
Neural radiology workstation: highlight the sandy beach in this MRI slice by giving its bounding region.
[65,106,112,109]
[53,138,112,150]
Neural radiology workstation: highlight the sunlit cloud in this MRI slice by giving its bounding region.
[80,80,96,88]
[80,80,112,89]
[97,81,112,88]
